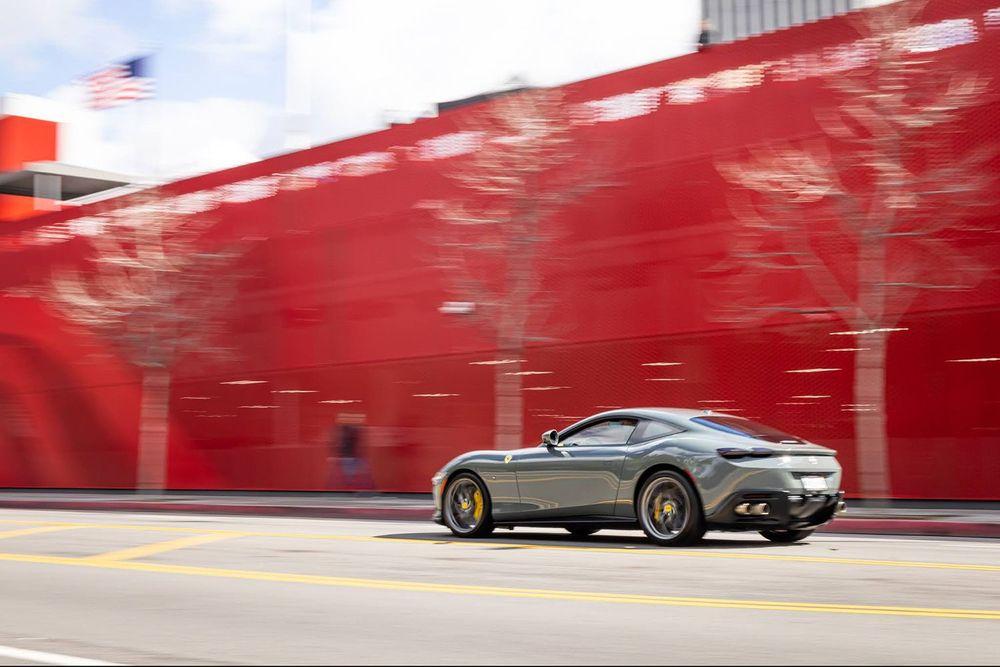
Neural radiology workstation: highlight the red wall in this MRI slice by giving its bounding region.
[0,0,997,498]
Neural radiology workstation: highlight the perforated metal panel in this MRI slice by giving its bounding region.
[703,0,858,43]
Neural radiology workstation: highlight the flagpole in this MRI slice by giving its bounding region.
[139,48,161,183]
[133,77,144,180]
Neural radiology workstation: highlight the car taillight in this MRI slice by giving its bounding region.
[717,447,774,459]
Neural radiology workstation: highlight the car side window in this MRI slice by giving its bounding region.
[629,419,683,444]
[561,418,638,447]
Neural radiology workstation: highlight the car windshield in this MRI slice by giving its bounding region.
[690,416,805,444]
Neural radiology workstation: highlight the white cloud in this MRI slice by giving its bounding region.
[23,0,279,180]
[306,0,701,142]
[0,0,135,73]
[48,84,134,174]
[147,97,274,177]
[204,0,288,53]
[50,83,274,179]
[161,0,289,56]
[29,0,701,180]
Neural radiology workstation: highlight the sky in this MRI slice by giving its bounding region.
[0,0,701,180]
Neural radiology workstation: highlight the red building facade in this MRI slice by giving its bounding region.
[0,112,58,222]
[0,0,997,498]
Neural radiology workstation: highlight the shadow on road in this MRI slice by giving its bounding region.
[376,531,797,550]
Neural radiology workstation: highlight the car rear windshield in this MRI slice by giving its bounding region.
[690,416,805,444]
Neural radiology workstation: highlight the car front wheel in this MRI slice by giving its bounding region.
[443,473,495,538]
[637,471,705,547]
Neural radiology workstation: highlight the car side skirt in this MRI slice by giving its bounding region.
[493,516,639,530]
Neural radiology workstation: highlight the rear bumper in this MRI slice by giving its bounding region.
[706,489,845,531]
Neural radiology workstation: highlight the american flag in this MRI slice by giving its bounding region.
[85,57,154,110]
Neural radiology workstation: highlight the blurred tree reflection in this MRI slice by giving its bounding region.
[40,191,243,491]
[713,1,996,497]
[425,87,607,449]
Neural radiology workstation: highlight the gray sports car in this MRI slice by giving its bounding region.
[432,408,846,546]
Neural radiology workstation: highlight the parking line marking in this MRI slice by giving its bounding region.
[0,551,998,620]
[0,519,997,572]
[84,533,238,562]
[0,644,121,666]
[0,525,80,540]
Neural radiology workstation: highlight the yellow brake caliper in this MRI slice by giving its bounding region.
[472,490,484,522]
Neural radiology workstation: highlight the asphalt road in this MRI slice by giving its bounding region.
[0,510,998,665]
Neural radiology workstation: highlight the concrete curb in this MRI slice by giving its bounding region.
[819,518,1000,539]
[2,499,999,538]
[0,500,432,521]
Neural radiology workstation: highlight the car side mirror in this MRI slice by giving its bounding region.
[541,429,559,447]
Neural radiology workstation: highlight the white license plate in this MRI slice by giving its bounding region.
[801,476,828,491]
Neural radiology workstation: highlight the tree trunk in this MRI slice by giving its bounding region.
[136,367,171,492]
[853,331,891,499]
[494,359,523,450]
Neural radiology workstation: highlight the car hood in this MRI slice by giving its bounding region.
[440,449,506,471]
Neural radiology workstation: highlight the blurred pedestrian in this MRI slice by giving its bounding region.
[326,412,373,491]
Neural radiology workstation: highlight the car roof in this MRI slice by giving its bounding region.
[577,407,744,424]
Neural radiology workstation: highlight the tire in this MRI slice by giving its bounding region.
[760,528,814,543]
[636,470,706,547]
[565,527,600,538]
[442,473,495,538]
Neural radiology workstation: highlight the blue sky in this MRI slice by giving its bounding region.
[0,0,700,178]
[1,0,287,105]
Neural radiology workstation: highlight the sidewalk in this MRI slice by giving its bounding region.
[0,491,433,522]
[0,490,998,538]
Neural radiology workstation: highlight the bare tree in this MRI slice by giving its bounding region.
[425,87,606,449]
[713,1,995,497]
[41,191,242,491]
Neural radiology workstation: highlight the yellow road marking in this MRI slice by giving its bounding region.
[85,532,236,562]
[0,519,997,572]
[0,525,80,540]
[0,551,997,620]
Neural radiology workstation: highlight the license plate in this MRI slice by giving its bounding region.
[801,476,828,491]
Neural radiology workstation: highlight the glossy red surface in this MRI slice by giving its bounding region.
[0,0,997,497]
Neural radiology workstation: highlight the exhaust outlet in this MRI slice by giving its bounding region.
[735,502,771,517]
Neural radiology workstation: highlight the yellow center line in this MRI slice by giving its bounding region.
[0,525,81,540]
[0,519,997,572]
[0,551,997,620]
[84,532,239,562]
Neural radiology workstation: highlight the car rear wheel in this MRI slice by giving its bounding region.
[637,471,705,547]
[443,473,494,538]
[565,527,600,538]
[760,528,814,543]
